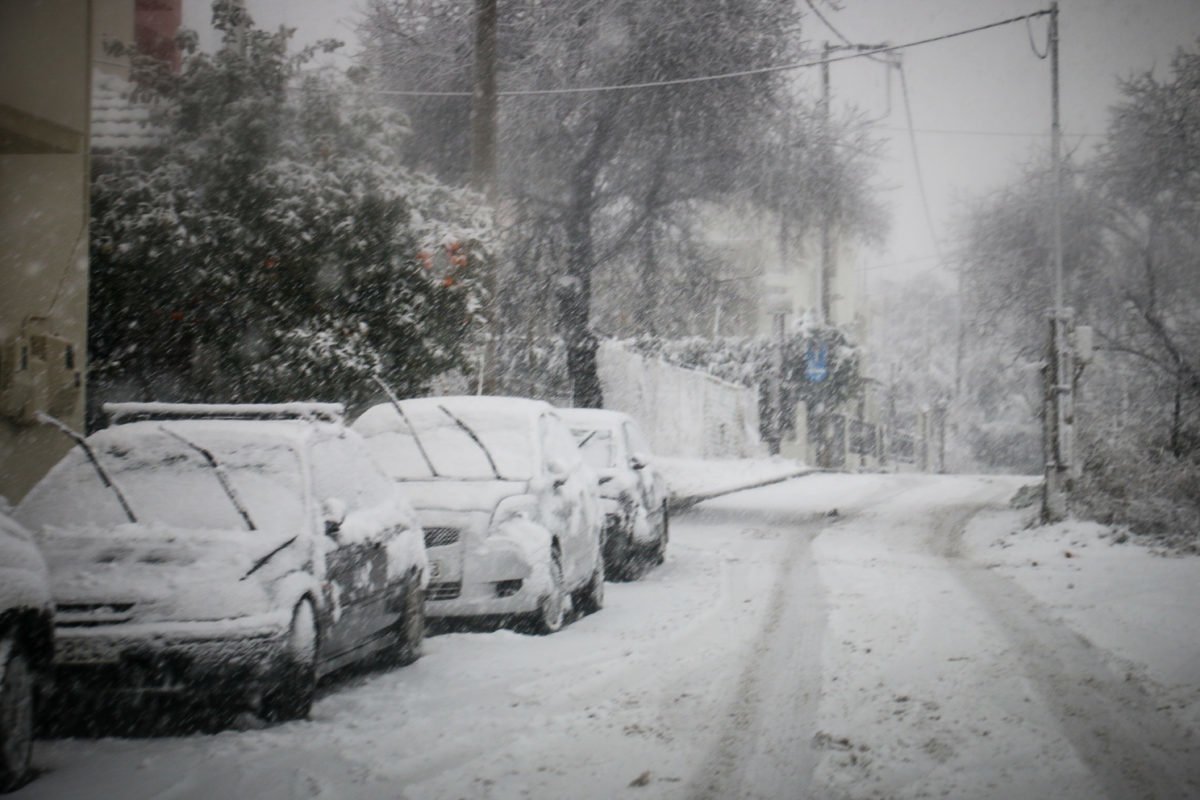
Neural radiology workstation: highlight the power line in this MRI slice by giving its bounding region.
[372,9,1053,98]
[877,125,1100,139]
[897,62,943,265]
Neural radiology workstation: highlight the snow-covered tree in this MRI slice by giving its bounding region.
[953,42,1200,545]
[358,0,883,407]
[89,1,493,421]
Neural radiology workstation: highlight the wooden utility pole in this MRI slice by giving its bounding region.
[1043,0,1073,522]
[819,41,833,325]
[470,0,500,394]
[470,0,498,199]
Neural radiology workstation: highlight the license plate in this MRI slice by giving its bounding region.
[56,635,121,664]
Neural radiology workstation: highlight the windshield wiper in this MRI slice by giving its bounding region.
[241,535,297,581]
[159,426,256,531]
[576,429,598,448]
[372,374,440,478]
[37,413,138,523]
[437,405,503,480]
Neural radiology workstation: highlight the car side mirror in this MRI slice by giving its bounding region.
[630,454,648,471]
[545,458,571,488]
[322,497,347,539]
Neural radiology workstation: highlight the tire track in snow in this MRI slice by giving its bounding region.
[685,511,828,800]
[939,504,1200,799]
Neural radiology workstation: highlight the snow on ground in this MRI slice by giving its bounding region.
[13,469,1200,799]
[962,505,1200,736]
[810,473,1200,799]
[656,455,810,507]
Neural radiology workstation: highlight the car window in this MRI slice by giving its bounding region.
[572,426,617,470]
[541,414,583,474]
[358,402,536,480]
[310,434,396,513]
[17,428,305,536]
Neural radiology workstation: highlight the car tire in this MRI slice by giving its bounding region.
[261,599,318,723]
[532,547,566,635]
[391,575,425,667]
[608,529,637,582]
[654,501,670,565]
[575,557,605,616]
[0,638,34,793]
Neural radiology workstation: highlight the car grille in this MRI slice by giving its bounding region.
[426,581,462,600]
[424,527,460,547]
[56,602,136,627]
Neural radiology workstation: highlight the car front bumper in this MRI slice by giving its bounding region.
[50,613,291,698]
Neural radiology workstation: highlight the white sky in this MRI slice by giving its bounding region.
[182,0,1200,283]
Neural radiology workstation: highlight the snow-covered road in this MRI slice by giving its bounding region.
[16,473,1200,799]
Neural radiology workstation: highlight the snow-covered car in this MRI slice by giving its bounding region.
[13,403,427,722]
[354,396,604,634]
[560,408,669,580]
[0,511,53,793]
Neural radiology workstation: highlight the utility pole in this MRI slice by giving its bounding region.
[470,0,498,199]
[1043,0,1073,522]
[470,0,500,394]
[819,41,833,326]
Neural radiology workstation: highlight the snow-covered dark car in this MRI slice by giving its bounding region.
[14,403,427,723]
[560,408,669,580]
[354,396,604,634]
[0,510,52,793]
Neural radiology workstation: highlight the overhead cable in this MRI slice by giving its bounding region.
[372,9,1053,98]
[896,63,943,264]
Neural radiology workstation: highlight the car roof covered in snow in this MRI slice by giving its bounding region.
[105,402,344,426]
[354,395,554,436]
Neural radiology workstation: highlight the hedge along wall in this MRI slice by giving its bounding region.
[596,340,764,459]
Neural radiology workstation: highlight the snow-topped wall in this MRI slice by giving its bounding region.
[597,341,765,459]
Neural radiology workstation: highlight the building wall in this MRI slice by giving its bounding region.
[0,0,92,504]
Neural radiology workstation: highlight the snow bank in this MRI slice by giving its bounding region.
[656,455,810,508]
[963,509,1200,734]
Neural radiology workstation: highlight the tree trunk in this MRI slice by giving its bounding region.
[558,109,618,409]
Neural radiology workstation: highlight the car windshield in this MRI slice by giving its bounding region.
[572,427,617,470]
[17,426,304,536]
[360,402,535,480]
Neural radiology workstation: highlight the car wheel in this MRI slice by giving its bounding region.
[608,529,637,582]
[391,576,425,667]
[654,501,670,565]
[575,557,605,616]
[0,638,34,793]
[261,599,318,722]
[533,547,566,635]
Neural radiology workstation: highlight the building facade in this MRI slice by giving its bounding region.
[0,0,180,504]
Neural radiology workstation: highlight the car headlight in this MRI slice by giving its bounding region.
[490,494,538,530]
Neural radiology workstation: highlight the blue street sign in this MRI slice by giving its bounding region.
[805,342,828,382]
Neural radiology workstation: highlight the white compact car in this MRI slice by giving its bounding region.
[15,403,427,722]
[354,396,604,634]
[0,510,53,793]
[560,409,669,580]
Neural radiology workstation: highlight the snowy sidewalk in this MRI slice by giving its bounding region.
[656,455,812,510]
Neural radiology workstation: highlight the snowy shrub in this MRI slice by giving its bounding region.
[1073,427,1200,553]
[89,1,494,423]
[622,322,864,442]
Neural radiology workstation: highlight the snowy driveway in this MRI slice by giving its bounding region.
[17,473,1200,799]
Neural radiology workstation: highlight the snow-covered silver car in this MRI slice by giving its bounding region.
[354,396,604,634]
[561,409,669,580]
[14,403,427,722]
[0,510,52,793]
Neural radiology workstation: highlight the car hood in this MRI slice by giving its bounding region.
[36,523,286,623]
[395,478,529,514]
